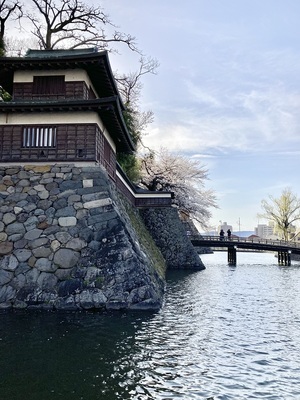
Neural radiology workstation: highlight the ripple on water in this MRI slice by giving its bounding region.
[128,253,300,399]
[1,253,300,399]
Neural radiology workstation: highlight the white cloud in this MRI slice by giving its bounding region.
[143,75,300,158]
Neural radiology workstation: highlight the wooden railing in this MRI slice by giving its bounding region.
[116,163,173,208]
[190,235,300,252]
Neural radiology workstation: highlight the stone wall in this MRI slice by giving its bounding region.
[140,208,205,270]
[0,164,165,311]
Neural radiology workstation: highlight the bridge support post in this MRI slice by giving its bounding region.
[228,247,237,265]
[278,251,291,266]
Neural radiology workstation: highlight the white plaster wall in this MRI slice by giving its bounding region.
[14,69,89,83]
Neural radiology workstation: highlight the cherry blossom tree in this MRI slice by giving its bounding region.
[139,148,218,227]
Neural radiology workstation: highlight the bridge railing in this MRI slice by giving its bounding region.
[190,235,300,250]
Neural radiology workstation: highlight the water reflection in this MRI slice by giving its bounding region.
[1,252,300,399]
[0,311,154,400]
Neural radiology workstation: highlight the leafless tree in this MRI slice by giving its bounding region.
[139,148,218,227]
[259,187,300,240]
[26,0,138,51]
[0,0,22,54]
[116,57,159,146]
[116,57,159,106]
[5,36,39,56]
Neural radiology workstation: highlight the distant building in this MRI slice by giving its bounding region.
[255,224,274,239]
[248,234,260,240]
[255,222,299,240]
[217,221,233,235]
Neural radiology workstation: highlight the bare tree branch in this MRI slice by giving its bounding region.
[26,0,139,52]
[116,57,159,106]
[0,0,22,50]
[115,57,159,146]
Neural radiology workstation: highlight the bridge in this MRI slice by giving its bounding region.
[190,235,300,265]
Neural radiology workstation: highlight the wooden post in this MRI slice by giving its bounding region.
[278,251,291,266]
[278,251,282,265]
[287,251,291,266]
[228,247,237,265]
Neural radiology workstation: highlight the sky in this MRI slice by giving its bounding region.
[8,0,300,232]
[98,0,300,232]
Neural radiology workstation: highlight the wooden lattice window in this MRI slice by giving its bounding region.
[32,75,65,96]
[22,126,57,148]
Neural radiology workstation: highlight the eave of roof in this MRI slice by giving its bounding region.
[0,98,135,153]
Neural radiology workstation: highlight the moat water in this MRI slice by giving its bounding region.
[1,252,300,400]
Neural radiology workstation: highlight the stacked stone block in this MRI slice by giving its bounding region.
[0,164,164,310]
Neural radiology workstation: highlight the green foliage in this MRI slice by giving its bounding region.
[123,108,140,145]
[0,87,12,101]
[117,153,141,183]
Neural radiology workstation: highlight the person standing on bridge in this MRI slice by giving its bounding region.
[227,229,232,240]
[220,229,225,240]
